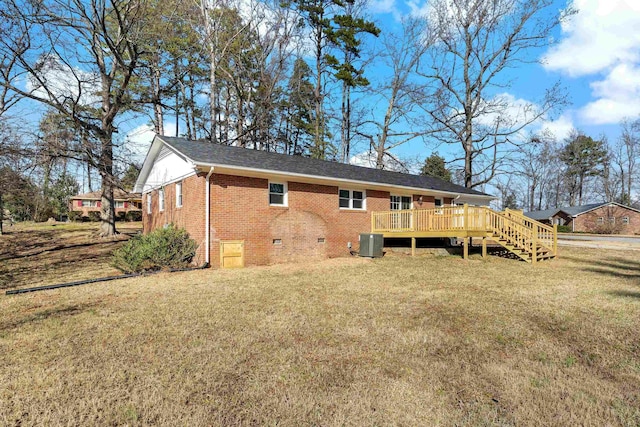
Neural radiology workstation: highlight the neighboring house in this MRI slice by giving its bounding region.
[69,189,142,218]
[134,135,494,268]
[525,202,640,234]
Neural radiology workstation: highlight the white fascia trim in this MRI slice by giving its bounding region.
[140,171,197,194]
[135,135,199,193]
[193,162,495,202]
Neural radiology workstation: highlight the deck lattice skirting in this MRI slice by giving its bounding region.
[371,206,557,263]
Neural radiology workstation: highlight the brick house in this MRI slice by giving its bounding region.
[525,202,640,234]
[69,189,142,219]
[134,135,494,268]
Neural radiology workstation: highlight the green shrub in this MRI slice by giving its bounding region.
[68,211,82,222]
[125,211,142,222]
[88,211,101,222]
[557,225,572,233]
[111,224,198,273]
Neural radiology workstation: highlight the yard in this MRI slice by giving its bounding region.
[1,223,639,425]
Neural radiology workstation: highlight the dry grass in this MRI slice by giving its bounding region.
[1,227,640,425]
[0,221,140,291]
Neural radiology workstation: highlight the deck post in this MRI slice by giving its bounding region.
[463,203,469,228]
[553,224,558,256]
[482,237,487,258]
[463,237,469,259]
[532,225,538,265]
[411,237,416,257]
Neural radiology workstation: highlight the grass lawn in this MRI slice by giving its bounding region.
[0,221,141,291]
[1,224,640,425]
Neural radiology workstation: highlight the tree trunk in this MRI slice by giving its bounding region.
[464,144,473,188]
[578,174,584,205]
[87,161,93,192]
[341,83,351,163]
[314,20,323,159]
[98,133,116,237]
[152,54,164,135]
[154,101,164,135]
[209,61,217,143]
[0,192,4,235]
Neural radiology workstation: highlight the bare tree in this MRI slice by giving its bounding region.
[516,133,562,211]
[615,118,640,205]
[421,0,573,188]
[0,0,147,236]
[358,18,432,169]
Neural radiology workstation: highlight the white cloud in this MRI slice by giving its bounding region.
[475,93,541,128]
[543,0,640,125]
[539,113,575,141]
[579,63,640,124]
[25,56,100,107]
[544,0,640,77]
[125,123,178,164]
[369,0,401,19]
[349,151,409,172]
[405,0,430,17]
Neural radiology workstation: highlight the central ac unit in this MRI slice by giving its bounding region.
[359,233,384,258]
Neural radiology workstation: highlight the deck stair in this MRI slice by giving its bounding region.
[371,205,557,263]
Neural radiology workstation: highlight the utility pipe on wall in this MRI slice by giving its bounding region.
[205,167,215,266]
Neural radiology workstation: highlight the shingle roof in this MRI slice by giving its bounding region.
[525,202,625,219]
[524,207,560,221]
[560,203,607,216]
[160,136,491,197]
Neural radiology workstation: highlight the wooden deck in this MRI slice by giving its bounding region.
[371,205,558,263]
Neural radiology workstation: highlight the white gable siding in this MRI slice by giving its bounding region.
[142,149,196,193]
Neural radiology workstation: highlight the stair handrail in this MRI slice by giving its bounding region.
[498,209,558,258]
[483,208,533,253]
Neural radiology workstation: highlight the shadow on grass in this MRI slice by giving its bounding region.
[608,290,640,299]
[0,302,101,331]
[564,254,640,282]
[0,239,126,262]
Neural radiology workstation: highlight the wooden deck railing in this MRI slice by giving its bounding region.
[371,205,558,262]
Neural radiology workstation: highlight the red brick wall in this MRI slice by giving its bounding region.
[572,205,640,234]
[143,174,208,264]
[144,172,473,267]
[207,174,390,267]
[412,195,454,209]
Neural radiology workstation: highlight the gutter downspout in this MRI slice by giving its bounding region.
[205,167,215,266]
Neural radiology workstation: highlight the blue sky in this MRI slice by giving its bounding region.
[120,0,640,171]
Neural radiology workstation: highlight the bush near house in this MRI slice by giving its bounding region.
[124,210,142,222]
[557,225,572,233]
[67,211,82,222]
[87,211,101,222]
[111,224,197,273]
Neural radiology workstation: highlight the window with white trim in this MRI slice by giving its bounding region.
[176,182,183,207]
[434,197,444,214]
[147,194,152,214]
[596,217,604,224]
[390,195,411,210]
[115,201,125,208]
[159,188,165,212]
[81,200,97,207]
[269,182,287,206]
[622,216,630,224]
[340,189,365,210]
